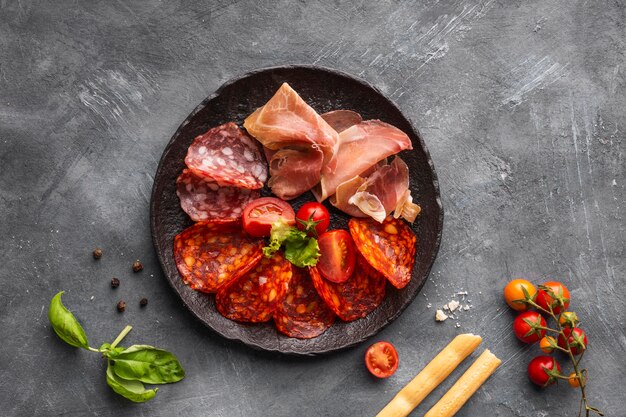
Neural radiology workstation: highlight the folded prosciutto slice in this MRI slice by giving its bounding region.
[265,146,324,200]
[313,120,412,201]
[331,157,421,223]
[244,83,339,164]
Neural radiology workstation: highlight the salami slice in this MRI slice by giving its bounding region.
[185,122,267,189]
[176,169,260,222]
[173,221,263,293]
[215,253,292,323]
[310,253,386,321]
[348,217,416,289]
[274,266,335,339]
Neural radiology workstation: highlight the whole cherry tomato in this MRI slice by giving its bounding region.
[296,202,330,237]
[539,336,557,354]
[513,311,546,343]
[568,372,584,388]
[536,281,570,314]
[559,311,580,328]
[558,327,588,355]
[503,279,537,311]
[528,355,561,387]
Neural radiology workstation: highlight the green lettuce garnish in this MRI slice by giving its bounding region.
[263,219,320,268]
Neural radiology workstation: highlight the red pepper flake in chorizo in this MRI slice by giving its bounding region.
[348,216,416,289]
[215,252,292,323]
[309,252,386,321]
[173,221,263,293]
[274,266,335,339]
[185,122,267,189]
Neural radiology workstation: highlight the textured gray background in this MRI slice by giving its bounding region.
[1,1,624,416]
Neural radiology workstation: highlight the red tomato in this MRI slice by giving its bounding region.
[536,281,570,314]
[558,327,588,355]
[242,197,295,237]
[528,356,561,387]
[365,341,399,378]
[296,202,330,237]
[513,311,547,343]
[317,230,356,283]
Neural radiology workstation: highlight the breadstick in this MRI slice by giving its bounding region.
[424,349,502,417]
[376,334,482,417]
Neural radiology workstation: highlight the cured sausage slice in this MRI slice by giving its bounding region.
[309,253,386,321]
[185,122,267,189]
[274,266,335,339]
[176,169,260,222]
[348,217,416,289]
[173,221,263,293]
[215,253,292,323]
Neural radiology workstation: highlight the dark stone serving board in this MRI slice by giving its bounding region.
[150,65,443,355]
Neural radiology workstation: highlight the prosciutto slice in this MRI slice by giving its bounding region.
[265,146,324,200]
[321,110,362,133]
[332,157,421,223]
[244,83,339,164]
[313,120,412,201]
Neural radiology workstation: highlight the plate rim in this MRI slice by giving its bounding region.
[150,64,444,355]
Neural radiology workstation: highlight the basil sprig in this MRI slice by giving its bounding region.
[48,291,185,403]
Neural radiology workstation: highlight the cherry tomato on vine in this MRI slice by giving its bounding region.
[528,356,561,387]
[365,341,399,378]
[296,202,330,237]
[539,336,557,354]
[242,197,295,237]
[558,327,588,355]
[503,279,537,311]
[513,311,546,343]
[317,230,356,283]
[559,311,579,328]
[568,372,584,388]
[536,281,570,314]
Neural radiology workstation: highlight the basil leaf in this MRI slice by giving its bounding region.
[48,291,90,350]
[99,343,125,357]
[108,345,185,384]
[106,361,157,403]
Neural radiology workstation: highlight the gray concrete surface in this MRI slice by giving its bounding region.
[1,1,624,416]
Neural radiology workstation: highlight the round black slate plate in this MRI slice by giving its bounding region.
[150,65,443,356]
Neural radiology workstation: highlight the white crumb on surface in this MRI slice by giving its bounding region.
[435,309,448,321]
[447,300,460,312]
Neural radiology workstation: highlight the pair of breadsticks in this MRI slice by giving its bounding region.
[376,334,500,417]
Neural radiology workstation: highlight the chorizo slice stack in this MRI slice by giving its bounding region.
[310,253,386,322]
[216,252,292,323]
[274,266,335,339]
[173,221,263,293]
[349,216,416,289]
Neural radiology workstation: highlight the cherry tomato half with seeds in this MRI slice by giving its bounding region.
[317,230,356,283]
[365,341,399,378]
[536,281,570,314]
[513,311,546,344]
[296,202,330,237]
[558,327,588,355]
[528,355,561,387]
[503,279,537,311]
[242,197,295,237]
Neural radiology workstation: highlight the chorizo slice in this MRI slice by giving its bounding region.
[185,122,267,189]
[215,252,292,323]
[176,169,260,222]
[173,221,263,293]
[309,253,386,321]
[348,216,416,289]
[274,266,335,339]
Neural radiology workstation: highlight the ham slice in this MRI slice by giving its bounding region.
[313,120,412,201]
[244,83,339,165]
[332,157,421,223]
[265,146,324,200]
[321,110,362,133]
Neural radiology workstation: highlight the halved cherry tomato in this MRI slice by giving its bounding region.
[296,202,330,237]
[317,230,356,283]
[365,341,399,378]
[513,311,546,343]
[536,281,570,314]
[503,279,537,311]
[242,197,295,237]
[528,355,561,387]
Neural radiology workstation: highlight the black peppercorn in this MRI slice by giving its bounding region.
[93,248,103,259]
[111,278,120,288]
[132,260,143,273]
[139,298,148,307]
[116,300,126,312]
